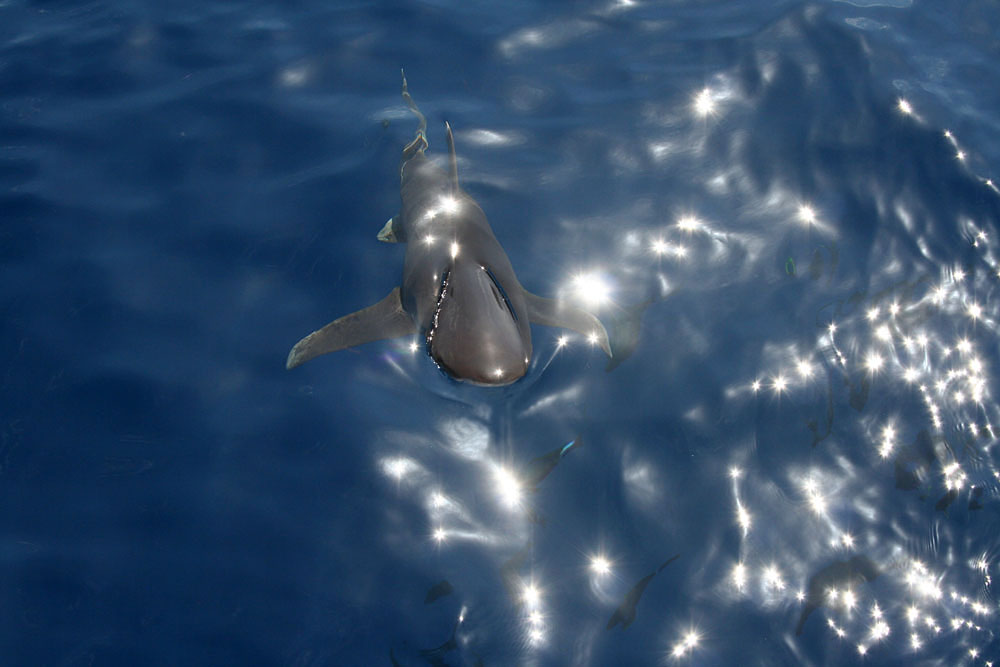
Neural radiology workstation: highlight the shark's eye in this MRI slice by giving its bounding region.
[484,267,517,322]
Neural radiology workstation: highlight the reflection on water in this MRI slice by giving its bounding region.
[5,0,999,664]
[374,7,1000,665]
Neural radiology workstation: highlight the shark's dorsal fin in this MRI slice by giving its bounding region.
[445,121,459,191]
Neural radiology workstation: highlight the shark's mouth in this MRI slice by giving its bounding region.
[422,264,529,385]
[424,268,451,357]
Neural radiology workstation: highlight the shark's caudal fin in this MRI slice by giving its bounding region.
[521,291,612,358]
[286,287,416,369]
[400,69,428,160]
[382,69,429,245]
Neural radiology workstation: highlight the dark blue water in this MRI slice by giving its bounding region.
[3,1,1000,665]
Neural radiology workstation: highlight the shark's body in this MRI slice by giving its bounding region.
[286,73,610,385]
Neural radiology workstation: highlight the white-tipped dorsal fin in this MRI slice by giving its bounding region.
[445,121,459,191]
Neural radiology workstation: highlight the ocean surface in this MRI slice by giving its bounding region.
[3,1,1000,665]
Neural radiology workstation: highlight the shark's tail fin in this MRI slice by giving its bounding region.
[401,69,428,159]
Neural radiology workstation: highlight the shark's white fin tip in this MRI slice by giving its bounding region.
[445,121,459,189]
[377,216,399,243]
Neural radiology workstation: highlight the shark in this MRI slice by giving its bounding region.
[286,72,611,386]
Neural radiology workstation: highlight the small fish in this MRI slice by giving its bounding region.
[424,580,454,604]
[795,555,879,635]
[607,554,680,630]
[418,619,459,667]
[521,438,581,491]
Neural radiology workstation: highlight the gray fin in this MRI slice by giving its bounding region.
[401,69,428,159]
[604,296,661,372]
[522,291,612,358]
[445,121,459,191]
[286,287,416,369]
[377,216,399,243]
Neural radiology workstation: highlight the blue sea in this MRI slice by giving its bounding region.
[3,1,1000,665]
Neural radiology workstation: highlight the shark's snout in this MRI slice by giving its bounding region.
[427,262,530,385]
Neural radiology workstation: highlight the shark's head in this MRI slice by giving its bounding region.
[426,260,531,386]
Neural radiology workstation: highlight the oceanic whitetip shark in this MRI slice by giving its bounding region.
[287,72,611,385]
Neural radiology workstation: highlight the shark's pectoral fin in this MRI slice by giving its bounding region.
[286,287,416,369]
[604,297,662,372]
[522,291,612,358]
